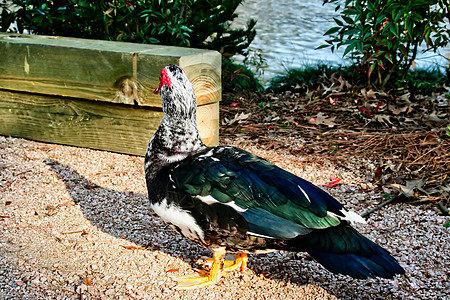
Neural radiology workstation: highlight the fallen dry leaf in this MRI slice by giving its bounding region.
[374,167,383,181]
[222,112,251,126]
[84,276,92,286]
[309,112,337,128]
[374,114,393,126]
[390,179,426,198]
[120,245,146,250]
[61,230,88,235]
[389,105,413,115]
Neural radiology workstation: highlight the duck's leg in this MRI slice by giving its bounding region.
[170,248,226,290]
[203,252,248,274]
[222,252,248,272]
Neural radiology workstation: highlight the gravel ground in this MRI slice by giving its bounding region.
[0,135,449,299]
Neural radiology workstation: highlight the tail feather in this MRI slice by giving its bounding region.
[290,224,405,279]
[307,248,404,279]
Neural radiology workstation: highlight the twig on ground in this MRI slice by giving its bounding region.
[361,196,400,218]
[437,202,449,215]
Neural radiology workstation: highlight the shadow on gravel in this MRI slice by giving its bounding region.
[44,158,329,290]
[44,158,205,253]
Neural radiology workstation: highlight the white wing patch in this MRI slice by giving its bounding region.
[198,149,215,158]
[297,185,311,203]
[247,231,275,239]
[196,195,248,213]
[151,199,204,240]
[327,209,366,225]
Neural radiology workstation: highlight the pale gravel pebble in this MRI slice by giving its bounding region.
[0,135,449,299]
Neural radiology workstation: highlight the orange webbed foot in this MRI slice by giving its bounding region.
[170,248,227,290]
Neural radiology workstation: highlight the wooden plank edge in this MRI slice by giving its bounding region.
[0,90,219,156]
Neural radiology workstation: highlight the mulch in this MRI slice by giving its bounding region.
[220,84,450,213]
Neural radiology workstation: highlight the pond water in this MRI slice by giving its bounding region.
[234,0,448,83]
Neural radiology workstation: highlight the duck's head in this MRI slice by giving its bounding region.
[154,64,197,120]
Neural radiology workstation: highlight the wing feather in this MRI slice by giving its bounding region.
[169,146,349,238]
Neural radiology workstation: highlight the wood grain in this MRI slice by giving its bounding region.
[0,34,221,153]
[0,90,218,155]
[0,33,221,108]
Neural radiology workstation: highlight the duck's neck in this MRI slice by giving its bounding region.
[144,115,207,180]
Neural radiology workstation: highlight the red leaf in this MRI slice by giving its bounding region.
[166,269,179,273]
[319,177,342,188]
[230,102,240,107]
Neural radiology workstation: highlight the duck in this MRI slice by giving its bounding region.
[144,64,405,289]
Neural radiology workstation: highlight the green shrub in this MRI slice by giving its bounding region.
[320,0,450,89]
[222,58,264,92]
[1,0,260,90]
[398,66,449,95]
[1,0,256,56]
[268,63,447,96]
[268,64,361,92]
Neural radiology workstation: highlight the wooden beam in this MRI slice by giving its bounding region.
[0,33,221,108]
[0,90,218,155]
[0,34,221,153]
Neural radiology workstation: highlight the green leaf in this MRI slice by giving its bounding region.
[389,22,399,37]
[363,32,372,40]
[324,26,341,35]
[385,52,393,64]
[333,17,343,26]
[343,9,359,16]
[383,192,393,199]
[372,50,385,58]
[394,11,403,23]
[343,42,357,57]
[399,45,408,56]
[368,63,376,77]
[342,15,354,24]
[343,28,360,36]
[375,15,386,26]
[356,41,364,54]
[316,44,330,50]
[180,25,193,33]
